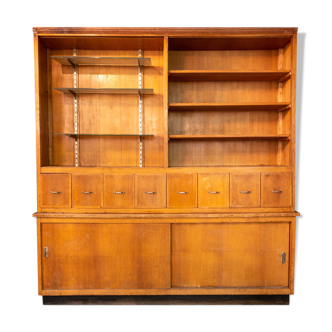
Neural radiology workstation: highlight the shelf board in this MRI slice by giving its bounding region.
[169,135,290,141]
[168,102,291,112]
[168,70,291,82]
[55,133,154,138]
[51,56,151,66]
[168,36,293,51]
[54,88,154,95]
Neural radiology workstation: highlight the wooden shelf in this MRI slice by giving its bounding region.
[55,133,154,138]
[51,56,151,66]
[54,88,154,95]
[168,103,291,112]
[168,70,291,82]
[169,135,290,141]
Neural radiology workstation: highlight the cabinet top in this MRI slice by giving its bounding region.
[32,27,298,36]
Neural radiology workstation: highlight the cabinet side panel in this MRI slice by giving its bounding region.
[36,38,49,167]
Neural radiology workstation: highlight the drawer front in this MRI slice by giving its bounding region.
[230,173,260,207]
[135,174,166,208]
[104,174,134,208]
[198,173,229,208]
[167,173,197,208]
[261,172,292,207]
[41,174,71,208]
[72,174,103,208]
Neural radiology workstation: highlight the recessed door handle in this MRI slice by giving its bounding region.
[44,247,48,258]
[208,191,220,194]
[50,191,62,194]
[145,192,157,194]
[240,191,251,194]
[177,192,189,194]
[82,191,93,194]
[271,190,283,193]
[113,191,125,194]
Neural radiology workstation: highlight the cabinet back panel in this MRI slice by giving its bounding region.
[169,50,280,70]
[169,82,279,103]
[51,50,76,165]
[169,140,279,166]
[169,110,278,135]
[140,50,165,167]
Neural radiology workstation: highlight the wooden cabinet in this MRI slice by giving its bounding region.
[33,28,299,301]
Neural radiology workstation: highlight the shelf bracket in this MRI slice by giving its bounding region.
[138,49,143,167]
[277,72,291,83]
[277,104,291,112]
[67,58,76,69]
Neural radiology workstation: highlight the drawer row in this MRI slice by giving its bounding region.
[41,172,293,209]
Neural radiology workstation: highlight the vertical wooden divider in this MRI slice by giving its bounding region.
[277,48,283,165]
[163,37,169,168]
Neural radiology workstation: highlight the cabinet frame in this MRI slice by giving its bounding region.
[33,27,299,298]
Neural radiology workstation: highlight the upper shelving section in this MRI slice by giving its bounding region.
[51,56,151,66]
[168,70,291,82]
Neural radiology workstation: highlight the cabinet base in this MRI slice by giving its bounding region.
[43,295,289,305]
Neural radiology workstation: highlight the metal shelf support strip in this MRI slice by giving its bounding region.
[74,49,79,167]
[138,49,143,167]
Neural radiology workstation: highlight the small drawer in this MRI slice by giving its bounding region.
[104,174,134,208]
[230,173,260,207]
[198,174,229,208]
[167,173,197,208]
[135,174,166,208]
[261,172,292,207]
[72,174,102,208]
[41,174,71,208]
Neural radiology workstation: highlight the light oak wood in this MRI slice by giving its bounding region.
[104,174,134,208]
[41,174,71,208]
[172,223,289,287]
[72,174,103,208]
[135,174,166,208]
[261,172,292,207]
[41,223,170,289]
[167,173,197,208]
[230,173,260,207]
[198,174,230,208]
[168,70,291,82]
[33,28,299,298]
